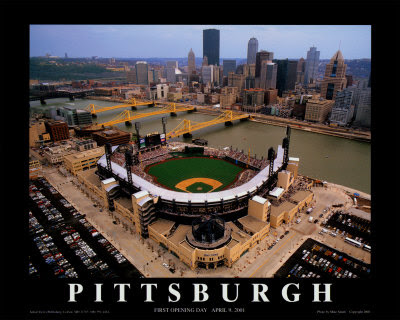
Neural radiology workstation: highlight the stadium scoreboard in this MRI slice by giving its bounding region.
[140,132,163,148]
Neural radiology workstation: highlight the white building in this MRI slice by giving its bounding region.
[156,84,169,100]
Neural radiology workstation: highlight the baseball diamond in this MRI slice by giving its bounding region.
[145,157,244,193]
[175,178,223,193]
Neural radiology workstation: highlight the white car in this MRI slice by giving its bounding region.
[162,263,169,268]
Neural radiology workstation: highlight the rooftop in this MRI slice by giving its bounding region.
[238,215,268,234]
[133,190,149,199]
[77,168,102,188]
[168,225,191,246]
[290,190,313,203]
[252,195,268,205]
[114,196,133,211]
[227,222,251,244]
[101,177,116,185]
[269,187,285,198]
[270,201,297,217]
[64,147,104,161]
[149,219,175,236]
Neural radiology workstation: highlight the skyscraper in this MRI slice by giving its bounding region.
[296,58,306,84]
[273,59,288,96]
[320,50,347,100]
[203,29,220,66]
[135,61,149,85]
[166,67,176,83]
[304,46,320,85]
[188,48,196,75]
[273,59,299,95]
[354,88,371,128]
[260,61,277,90]
[329,89,354,126]
[247,38,258,65]
[166,61,178,69]
[255,51,274,78]
[202,65,214,85]
[286,60,298,91]
[223,60,237,77]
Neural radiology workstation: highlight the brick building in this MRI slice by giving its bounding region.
[45,120,70,142]
[92,129,131,146]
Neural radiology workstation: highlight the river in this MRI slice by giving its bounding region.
[30,98,371,194]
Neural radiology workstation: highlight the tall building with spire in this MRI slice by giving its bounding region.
[320,50,347,100]
[188,48,196,75]
[247,38,258,65]
[203,29,220,66]
[304,46,320,85]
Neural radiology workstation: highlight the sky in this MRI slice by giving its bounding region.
[30,25,371,60]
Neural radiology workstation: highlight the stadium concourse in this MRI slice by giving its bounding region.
[75,127,315,270]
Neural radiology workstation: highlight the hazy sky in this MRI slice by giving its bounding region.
[30,25,371,59]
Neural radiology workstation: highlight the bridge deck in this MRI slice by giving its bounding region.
[167,111,249,139]
[87,99,154,115]
[97,104,195,127]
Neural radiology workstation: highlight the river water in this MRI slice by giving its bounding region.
[30,98,371,194]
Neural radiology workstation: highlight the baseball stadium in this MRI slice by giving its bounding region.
[77,126,314,269]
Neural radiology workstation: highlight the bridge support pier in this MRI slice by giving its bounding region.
[183,133,192,138]
[131,106,137,110]
[170,112,177,117]
[240,117,248,122]
[92,114,97,118]
[225,121,233,126]
[187,109,194,113]
[125,121,132,126]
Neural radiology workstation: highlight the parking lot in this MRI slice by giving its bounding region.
[274,238,371,279]
[28,177,143,279]
[323,210,371,246]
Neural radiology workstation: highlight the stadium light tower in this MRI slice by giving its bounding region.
[135,122,141,149]
[162,117,167,145]
[105,142,113,172]
[125,149,133,186]
[268,147,275,179]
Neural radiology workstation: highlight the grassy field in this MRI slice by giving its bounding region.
[146,157,244,193]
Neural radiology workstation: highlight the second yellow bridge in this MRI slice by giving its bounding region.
[167,110,250,139]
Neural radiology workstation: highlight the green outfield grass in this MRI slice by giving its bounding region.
[145,157,244,193]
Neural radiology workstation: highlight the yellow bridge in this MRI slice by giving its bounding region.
[85,98,154,115]
[167,110,250,139]
[96,103,195,127]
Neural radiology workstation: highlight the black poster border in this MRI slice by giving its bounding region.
[1,1,399,319]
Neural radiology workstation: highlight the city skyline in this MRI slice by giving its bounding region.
[30,25,371,60]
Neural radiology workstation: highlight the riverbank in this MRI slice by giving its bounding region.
[299,174,371,201]
[250,116,370,142]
